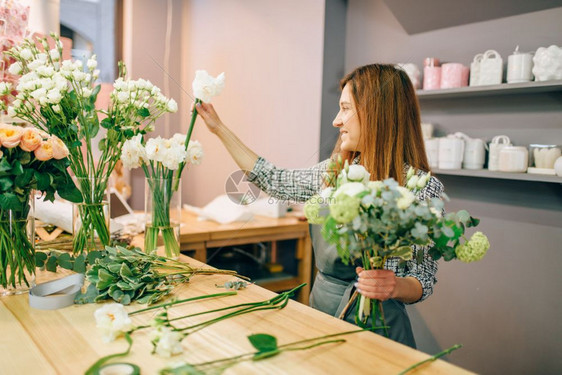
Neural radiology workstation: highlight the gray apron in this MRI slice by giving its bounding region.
[309,224,417,348]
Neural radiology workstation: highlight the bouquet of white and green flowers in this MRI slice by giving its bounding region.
[304,159,490,333]
[4,34,177,254]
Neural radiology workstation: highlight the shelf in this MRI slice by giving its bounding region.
[255,274,301,293]
[416,80,562,100]
[433,168,562,184]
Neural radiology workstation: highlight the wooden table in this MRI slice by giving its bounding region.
[134,210,313,304]
[0,259,472,375]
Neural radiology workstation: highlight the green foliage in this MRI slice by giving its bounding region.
[35,250,103,273]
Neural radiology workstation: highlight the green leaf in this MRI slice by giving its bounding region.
[57,252,73,269]
[248,334,278,353]
[0,192,21,210]
[253,349,281,361]
[35,171,51,191]
[18,152,31,165]
[0,177,14,191]
[57,181,83,203]
[35,252,48,267]
[74,255,86,273]
[87,251,104,265]
[100,117,113,129]
[390,246,413,261]
[468,216,480,227]
[97,268,116,289]
[442,226,455,238]
[91,84,101,102]
[12,160,23,175]
[15,168,33,187]
[456,210,470,223]
[46,255,58,272]
[136,108,150,118]
[160,363,205,375]
[0,157,11,173]
[75,283,99,304]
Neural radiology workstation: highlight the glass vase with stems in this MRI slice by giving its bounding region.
[0,195,35,296]
[73,176,110,254]
[144,176,181,258]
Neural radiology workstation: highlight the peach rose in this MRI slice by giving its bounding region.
[0,124,23,148]
[34,139,54,161]
[50,135,69,159]
[20,128,43,152]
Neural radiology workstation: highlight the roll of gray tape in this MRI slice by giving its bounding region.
[29,273,85,310]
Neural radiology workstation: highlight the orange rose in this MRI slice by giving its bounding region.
[0,124,23,148]
[34,139,54,161]
[20,128,43,152]
[50,135,69,159]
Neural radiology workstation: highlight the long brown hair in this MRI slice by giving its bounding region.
[332,64,429,185]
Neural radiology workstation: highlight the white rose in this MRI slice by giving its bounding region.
[82,88,92,98]
[192,70,225,103]
[20,48,33,61]
[0,82,11,95]
[319,187,334,199]
[150,326,184,358]
[186,140,204,165]
[396,186,415,209]
[49,49,60,61]
[113,78,126,91]
[345,164,370,184]
[167,98,178,112]
[334,182,367,198]
[87,55,97,70]
[417,173,430,189]
[94,303,133,343]
[8,62,22,75]
[52,104,61,113]
[117,91,129,103]
[36,53,47,62]
[93,69,100,79]
[406,175,419,190]
[47,89,62,104]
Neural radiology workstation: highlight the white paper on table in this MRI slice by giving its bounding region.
[184,195,253,224]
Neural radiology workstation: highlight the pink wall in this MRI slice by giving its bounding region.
[179,0,325,207]
[123,0,326,208]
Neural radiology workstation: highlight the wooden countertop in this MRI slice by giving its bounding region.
[0,256,473,374]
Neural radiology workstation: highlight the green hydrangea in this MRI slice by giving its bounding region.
[304,195,326,224]
[329,194,360,224]
[455,231,490,263]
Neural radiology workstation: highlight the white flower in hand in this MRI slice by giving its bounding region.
[150,326,184,358]
[186,140,204,165]
[94,303,134,343]
[192,70,225,103]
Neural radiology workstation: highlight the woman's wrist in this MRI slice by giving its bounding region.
[393,277,423,303]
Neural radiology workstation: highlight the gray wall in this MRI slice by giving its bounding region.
[339,1,562,373]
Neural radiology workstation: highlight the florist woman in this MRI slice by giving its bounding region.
[196,64,443,348]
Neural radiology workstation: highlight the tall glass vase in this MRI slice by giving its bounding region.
[144,177,181,258]
[0,196,35,296]
[72,177,110,254]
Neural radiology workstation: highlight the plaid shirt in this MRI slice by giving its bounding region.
[247,156,444,303]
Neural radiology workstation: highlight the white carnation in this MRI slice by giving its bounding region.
[145,137,167,162]
[192,70,225,103]
[171,133,186,147]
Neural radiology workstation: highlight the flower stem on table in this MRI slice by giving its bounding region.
[398,344,463,375]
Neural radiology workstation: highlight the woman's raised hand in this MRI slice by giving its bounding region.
[355,267,397,301]
[195,102,223,133]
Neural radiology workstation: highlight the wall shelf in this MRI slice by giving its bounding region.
[433,168,562,184]
[416,80,562,100]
